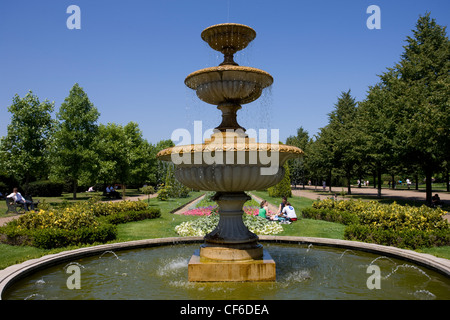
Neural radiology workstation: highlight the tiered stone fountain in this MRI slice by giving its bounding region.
[157,23,303,281]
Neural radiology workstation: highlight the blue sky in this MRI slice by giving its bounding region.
[0,0,449,145]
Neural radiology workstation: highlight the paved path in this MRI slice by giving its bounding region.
[291,185,450,202]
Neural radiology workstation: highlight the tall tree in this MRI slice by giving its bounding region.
[327,90,360,194]
[286,127,310,188]
[50,84,100,199]
[0,91,55,191]
[96,123,128,188]
[358,74,401,198]
[123,122,154,186]
[391,13,449,204]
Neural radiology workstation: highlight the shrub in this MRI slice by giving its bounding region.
[89,200,148,216]
[100,208,161,225]
[0,199,159,249]
[305,199,450,249]
[268,163,292,198]
[26,180,64,197]
[157,186,170,201]
[31,224,117,249]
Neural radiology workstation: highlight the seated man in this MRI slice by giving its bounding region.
[7,188,34,211]
[281,201,297,222]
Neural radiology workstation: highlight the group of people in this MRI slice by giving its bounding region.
[258,196,297,224]
[105,185,122,199]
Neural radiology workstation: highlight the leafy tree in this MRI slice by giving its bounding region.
[386,14,449,203]
[326,90,361,194]
[286,127,310,188]
[0,91,55,191]
[50,84,100,199]
[123,122,154,186]
[153,139,175,187]
[96,123,129,189]
[95,122,155,194]
[358,74,401,197]
[268,163,292,198]
[306,126,335,191]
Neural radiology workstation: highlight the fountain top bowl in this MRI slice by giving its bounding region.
[201,23,256,54]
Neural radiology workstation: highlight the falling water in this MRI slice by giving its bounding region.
[99,250,124,261]
[384,264,432,280]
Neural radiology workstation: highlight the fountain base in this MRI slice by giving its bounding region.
[188,249,276,282]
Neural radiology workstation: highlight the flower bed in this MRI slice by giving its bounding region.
[175,212,283,237]
[302,199,450,249]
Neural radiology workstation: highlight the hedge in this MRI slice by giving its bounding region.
[302,199,450,249]
[0,200,161,249]
[27,180,64,197]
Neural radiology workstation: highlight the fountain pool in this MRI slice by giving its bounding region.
[2,238,449,300]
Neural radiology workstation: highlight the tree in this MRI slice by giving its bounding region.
[50,84,100,199]
[0,91,55,191]
[389,13,449,204]
[326,90,361,194]
[123,122,154,187]
[306,126,335,191]
[358,74,401,198]
[96,123,129,188]
[96,122,155,195]
[153,139,175,187]
[268,163,292,198]
[286,127,310,188]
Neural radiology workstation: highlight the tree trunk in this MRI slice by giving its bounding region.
[446,168,449,192]
[72,180,77,200]
[425,167,433,205]
[347,172,352,195]
[415,173,419,190]
[377,168,382,198]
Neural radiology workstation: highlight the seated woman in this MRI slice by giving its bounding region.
[258,200,268,219]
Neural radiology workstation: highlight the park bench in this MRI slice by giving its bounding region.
[5,196,39,214]
[5,198,26,214]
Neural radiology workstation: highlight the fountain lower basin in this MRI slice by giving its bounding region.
[1,237,450,300]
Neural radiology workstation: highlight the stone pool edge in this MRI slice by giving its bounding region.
[1,236,449,299]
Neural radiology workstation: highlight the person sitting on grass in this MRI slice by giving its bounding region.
[7,187,34,211]
[281,201,297,222]
[258,200,268,219]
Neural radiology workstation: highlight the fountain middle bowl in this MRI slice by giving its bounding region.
[157,138,303,192]
[185,66,274,105]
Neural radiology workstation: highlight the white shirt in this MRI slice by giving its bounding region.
[282,206,297,219]
[7,192,25,202]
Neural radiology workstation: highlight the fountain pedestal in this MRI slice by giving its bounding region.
[188,192,276,281]
[188,249,276,282]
